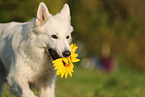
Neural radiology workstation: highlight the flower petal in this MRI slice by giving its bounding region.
[71,46,78,54]
[68,71,72,77]
[72,58,80,62]
[65,72,68,79]
[56,70,61,75]
[61,71,65,78]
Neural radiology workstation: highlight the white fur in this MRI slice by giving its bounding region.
[0,2,73,97]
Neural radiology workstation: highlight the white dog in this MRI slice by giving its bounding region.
[0,2,73,97]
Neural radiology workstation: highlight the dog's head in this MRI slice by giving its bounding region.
[34,2,73,60]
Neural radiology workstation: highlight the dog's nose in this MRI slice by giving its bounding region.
[63,50,71,57]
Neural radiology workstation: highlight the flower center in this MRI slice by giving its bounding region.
[62,60,70,67]
[62,60,66,66]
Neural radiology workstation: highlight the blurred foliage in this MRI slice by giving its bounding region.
[69,0,145,71]
[0,0,145,70]
[0,0,67,22]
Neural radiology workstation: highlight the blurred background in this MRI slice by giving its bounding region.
[1,0,145,97]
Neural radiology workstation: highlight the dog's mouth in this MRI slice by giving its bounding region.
[47,48,61,60]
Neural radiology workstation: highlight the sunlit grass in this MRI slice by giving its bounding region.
[2,66,145,97]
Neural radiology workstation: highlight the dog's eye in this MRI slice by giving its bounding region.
[66,36,69,39]
[51,35,58,39]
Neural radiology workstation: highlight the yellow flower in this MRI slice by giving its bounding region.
[52,43,80,78]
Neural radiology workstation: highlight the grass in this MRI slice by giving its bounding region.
[2,66,145,97]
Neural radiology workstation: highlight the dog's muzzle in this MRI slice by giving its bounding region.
[62,50,71,57]
[47,48,71,61]
[47,48,61,60]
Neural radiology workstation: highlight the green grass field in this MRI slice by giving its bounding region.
[2,66,145,97]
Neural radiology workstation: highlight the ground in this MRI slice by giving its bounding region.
[2,66,145,97]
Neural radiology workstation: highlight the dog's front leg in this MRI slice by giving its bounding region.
[12,75,37,97]
[39,80,55,97]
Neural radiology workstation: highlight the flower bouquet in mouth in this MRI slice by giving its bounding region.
[52,43,80,78]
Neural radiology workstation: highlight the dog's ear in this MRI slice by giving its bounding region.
[36,2,52,26]
[59,3,71,21]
